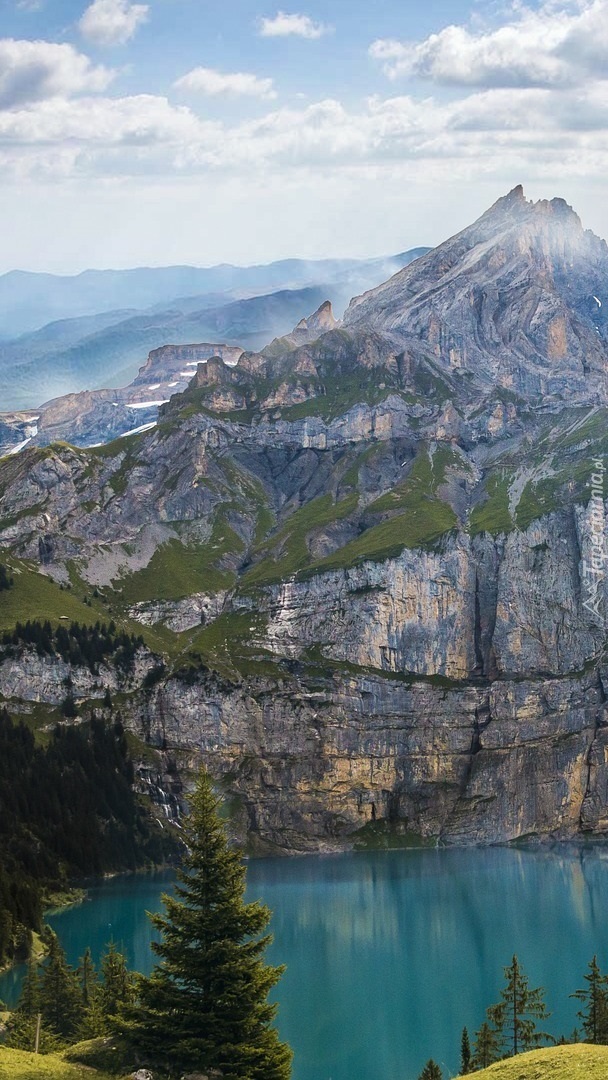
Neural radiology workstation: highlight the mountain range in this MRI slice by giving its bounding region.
[0,187,606,852]
[0,250,428,412]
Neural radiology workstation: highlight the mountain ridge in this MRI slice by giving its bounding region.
[0,189,607,852]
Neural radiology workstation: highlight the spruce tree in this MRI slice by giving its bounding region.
[39,932,82,1041]
[418,1061,443,1080]
[487,955,551,1056]
[18,955,41,1017]
[100,942,135,1018]
[118,770,292,1080]
[79,947,107,1038]
[571,956,608,1044]
[460,1026,471,1073]
[8,955,57,1053]
[471,1021,501,1070]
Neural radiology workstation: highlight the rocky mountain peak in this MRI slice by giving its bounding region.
[294,300,337,335]
[343,188,608,402]
[482,185,581,229]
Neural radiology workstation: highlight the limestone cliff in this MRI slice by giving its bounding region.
[1,188,607,850]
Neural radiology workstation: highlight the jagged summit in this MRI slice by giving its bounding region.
[260,300,341,355]
[482,185,582,229]
[286,299,339,345]
[344,187,608,401]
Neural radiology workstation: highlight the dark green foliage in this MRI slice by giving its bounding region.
[40,932,82,1041]
[61,691,78,718]
[471,1021,501,1070]
[571,956,608,1044]
[418,1060,442,1080]
[0,564,14,591]
[100,943,135,1018]
[142,663,166,689]
[0,619,144,675]
[17,956,41,1018]
[119,771,292,1080]
[460,1026,471,1073]
[79,948,98,1010]
[78,947,107,1038]
[0,707,177,966]
[486,955,552,1057]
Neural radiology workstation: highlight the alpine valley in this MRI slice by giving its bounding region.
[2,185,608,855]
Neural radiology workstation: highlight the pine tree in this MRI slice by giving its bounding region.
[571,956,608,1044]
[39,932,82,1041]
[100,942,135,1018]
[118,770,292,1080]
[460,1026,471,1074]
[18,956,41,1017]
[7,955,57,1053]
[78,947,107,1038]
[418,1061,443,1080]
[471,1021,501,1070]
[487,955,551,1056]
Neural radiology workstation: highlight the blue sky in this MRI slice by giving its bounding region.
[1,0,608,272]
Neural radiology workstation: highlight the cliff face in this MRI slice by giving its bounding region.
[1,189,607,850]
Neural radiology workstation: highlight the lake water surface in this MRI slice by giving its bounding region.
[3,846,608,1080]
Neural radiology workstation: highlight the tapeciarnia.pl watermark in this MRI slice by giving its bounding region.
[582,457,606,626]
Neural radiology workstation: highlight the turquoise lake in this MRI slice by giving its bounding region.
[3,846,608,1080]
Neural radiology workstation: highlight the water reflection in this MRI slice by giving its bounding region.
[2,849,608,1080]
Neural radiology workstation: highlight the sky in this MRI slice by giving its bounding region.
[2,0,608,272]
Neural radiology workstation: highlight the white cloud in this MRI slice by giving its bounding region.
[259,11,331,39]
[174,67,276,100]
[0,94,210,145]
[1,61,608,186]
[79,0,149,47]
[0,38,113,108]
[370,0,608,88]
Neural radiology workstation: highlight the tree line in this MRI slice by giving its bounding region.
[418,952,608,1078]
[5,935,138,1051]
[0,707,178,967]
[0,619,145,674]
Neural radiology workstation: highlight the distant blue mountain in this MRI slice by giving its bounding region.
[0,251,428,339]
[0,249,430,411]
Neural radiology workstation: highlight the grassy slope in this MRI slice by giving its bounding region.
[0,1046,119,1080]
[460,1044,608,1079]
[0,560,108,633]
[2,1042,607,1080]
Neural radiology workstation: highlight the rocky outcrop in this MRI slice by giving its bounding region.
[128,591,230,634]
[0,648,157,705]
[0,343,245,455]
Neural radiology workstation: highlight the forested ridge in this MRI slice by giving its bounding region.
[0,707,178,967]
[0,620,145,674]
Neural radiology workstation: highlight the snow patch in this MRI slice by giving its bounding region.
[148,383,161,390]
[594,296,602,307]
[8,437,32,455]
[119,421,157,438]
[127,400,169,409]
